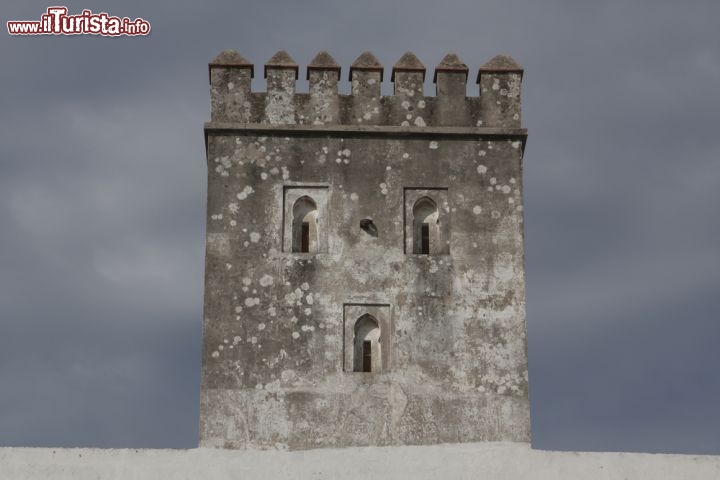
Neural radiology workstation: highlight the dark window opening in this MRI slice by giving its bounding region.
[301,222,310,253]
[421,223,430,254]
[362,340,372,372]
[360,219,378,237]
[291,195,318,253]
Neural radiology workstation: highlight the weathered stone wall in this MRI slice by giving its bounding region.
[3,443,720,480]
[200,50,529,449]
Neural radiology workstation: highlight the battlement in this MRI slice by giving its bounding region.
[208,50,523,129]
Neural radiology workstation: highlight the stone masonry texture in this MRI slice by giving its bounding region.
[200,50,529,450]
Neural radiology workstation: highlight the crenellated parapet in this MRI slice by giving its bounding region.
[207,50,524,130]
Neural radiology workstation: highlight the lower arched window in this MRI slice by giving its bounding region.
[353,314,381,373]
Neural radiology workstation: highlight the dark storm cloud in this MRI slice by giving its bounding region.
[1,0,718,452]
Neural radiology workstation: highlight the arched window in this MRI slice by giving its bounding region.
[292,196,318,253]
[412,196,439,254]
[353,314,381,373]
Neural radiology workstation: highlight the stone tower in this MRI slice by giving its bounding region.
[200,49,529,449]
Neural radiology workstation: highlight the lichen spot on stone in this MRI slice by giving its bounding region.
[414,117,426,127]
[237,186,254,200]
[350,193,359,201]
[477,165,488,174]
[300,282,310,291]
[259,275,274,287]
[250,232,261,243]
[511,141,521,149]
[258,323,266,331]
[473,206,482,215]
[211,351,220,358]
[292,332,300,339]
[244,297,260,307]
[429,141,439,150]
[281,370,296,383]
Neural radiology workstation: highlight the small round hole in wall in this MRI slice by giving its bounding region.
[360,219,378,237]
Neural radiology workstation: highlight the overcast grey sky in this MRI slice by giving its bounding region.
[1,0,719,453]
